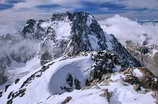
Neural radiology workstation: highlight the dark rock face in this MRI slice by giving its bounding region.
[64,12,108,56]
[22,19,36,39]
[88,51,125,82]
[22,11,141,67]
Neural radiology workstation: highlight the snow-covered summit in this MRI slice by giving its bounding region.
[22,12,141,66]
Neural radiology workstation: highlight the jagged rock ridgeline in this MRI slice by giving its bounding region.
[22,11,141,67]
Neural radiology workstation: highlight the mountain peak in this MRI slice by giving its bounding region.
[21,12,141,67]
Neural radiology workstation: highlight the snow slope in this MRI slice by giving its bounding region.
[0,54,157,104]
[0,55,93,104]
[44,73,155,104]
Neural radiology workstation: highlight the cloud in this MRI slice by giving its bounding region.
[35,4,60,9]
[0,3,13,10]
[5,0,25,4]
[120,0,158,9]
[99,15,158,45]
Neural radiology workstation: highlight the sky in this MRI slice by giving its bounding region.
[0,0,158,34]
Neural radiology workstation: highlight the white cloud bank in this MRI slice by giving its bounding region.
[0,0,158,44]
[11,0,158,9]
[99,15,158,45]
[120,0,158,9]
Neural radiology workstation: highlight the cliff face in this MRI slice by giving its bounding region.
[22,12,141,67]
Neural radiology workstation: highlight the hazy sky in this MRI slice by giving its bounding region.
[0,0,158,34]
